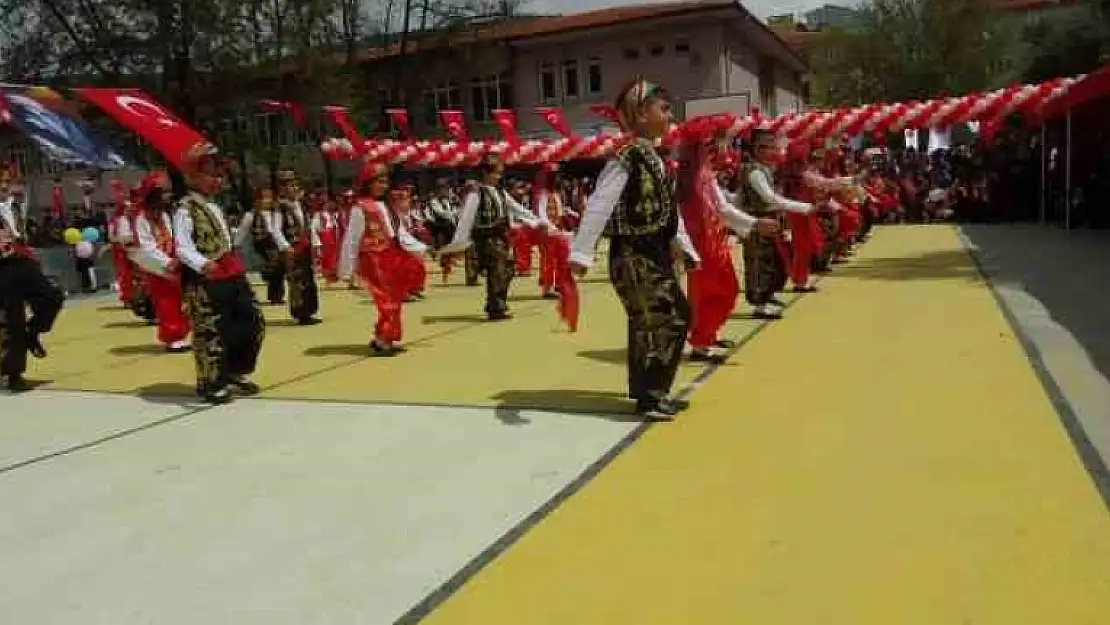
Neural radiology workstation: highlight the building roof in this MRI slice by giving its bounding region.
[357,1,804,67]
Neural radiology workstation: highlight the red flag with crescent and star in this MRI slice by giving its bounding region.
[490,109,520,144]
[74,88,213,171]
[536,107,571,137]
[386,109,411,138]
[438,110,468,142]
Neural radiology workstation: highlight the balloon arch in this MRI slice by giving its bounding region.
[315,77,1077,168]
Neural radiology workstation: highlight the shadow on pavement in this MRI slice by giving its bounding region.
[963,223,1110,382]
[830,248,980,282]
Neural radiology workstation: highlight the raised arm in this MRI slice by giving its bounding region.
[438,191,480,254]
[749,168,813,214]
[569,159,626,267]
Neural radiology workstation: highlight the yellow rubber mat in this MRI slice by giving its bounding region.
[417,225,1110,625]
[36,259,798,411]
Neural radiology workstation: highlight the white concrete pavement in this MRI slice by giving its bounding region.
[0,391,637,625]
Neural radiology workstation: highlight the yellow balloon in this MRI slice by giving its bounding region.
[63,228,82,245]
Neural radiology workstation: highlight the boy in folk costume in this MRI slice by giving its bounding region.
[1,162,65,393]
[569,78,701,420]
[173,145,265,405]
[274,169,322,324]
[120,173,191,352]
[107,182,145,311]
[337,163,429,356]
[441,155,543,321]
[739,130,815,319]
[678,127,779,363]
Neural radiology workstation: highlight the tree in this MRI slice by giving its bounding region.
[809,0,1010,107]
[1020,8,1107,84]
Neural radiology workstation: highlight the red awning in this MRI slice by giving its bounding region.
[1041,61,1110,119]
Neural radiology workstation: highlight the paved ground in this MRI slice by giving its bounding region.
[3,225,1109,624]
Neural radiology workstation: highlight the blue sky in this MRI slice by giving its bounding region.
[530,0,844,19]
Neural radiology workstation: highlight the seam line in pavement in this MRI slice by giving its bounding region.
[391,286,815,625]
[957,226,1110,512]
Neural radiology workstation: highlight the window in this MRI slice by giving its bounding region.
[422,80,462,126]
[587,58,603,95]
[622,48,639,60]
[470,73,513,122]
[253,113,278,146]
[562,60,580,99]
[674,41,690,54]
[648,43,664,57]
[539,63,557,103]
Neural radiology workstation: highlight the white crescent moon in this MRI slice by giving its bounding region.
[116,95,178,128]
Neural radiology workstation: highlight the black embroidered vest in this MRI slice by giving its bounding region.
[603,138,676,237]
[182,193,229,260]
[473,186,507,231]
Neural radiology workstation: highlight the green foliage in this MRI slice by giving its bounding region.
[809,0,1010,106]
[1019,2,1110,83]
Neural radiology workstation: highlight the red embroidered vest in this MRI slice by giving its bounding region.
[358,202,393,253]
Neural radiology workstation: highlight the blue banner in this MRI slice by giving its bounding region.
[1,85,126,169]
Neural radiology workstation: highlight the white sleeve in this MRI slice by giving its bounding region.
[173,206,209,274]
[309,213,323,247]
[397,223,429,254]
[115,216,134,242]
[675,215,700,264]
[569,159,627,267]
[750,169,813,214]
[505,192,540,227]
[337,207,363,280]
[439,191,480,253]
[714,183,757,237]
[264,210,291,251]
[234,211,254,248]
[136,216,172,270]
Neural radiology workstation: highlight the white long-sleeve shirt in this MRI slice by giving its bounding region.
[748,168,813,215]
[440,185,541,255]
[337,200,428,280]
[119,212,175,276]
[173,195,233,274]
[712,183,758,237]
[568,159,700,269]
[426,197,458,222]
[0,196,26,239]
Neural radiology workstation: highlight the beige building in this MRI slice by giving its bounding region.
[2,0,807,205]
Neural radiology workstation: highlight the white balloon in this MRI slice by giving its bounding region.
[75,241,94,259]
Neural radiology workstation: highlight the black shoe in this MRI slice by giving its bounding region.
[792,285,818,293]
[689,349,727,364]
[487,311,512,321]
[296,317,323,326]
[635,399,676,422]
[542,292,559,300]
[769,297,788,307]
[203,386,232,404]
[6,374,30,393]
[228,376,261,396]
[28,335,46,359]
[714,339,736,349]
[370,341,400,357]
[662,397,690,412]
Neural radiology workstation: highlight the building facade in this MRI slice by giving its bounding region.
[2,0,807,206]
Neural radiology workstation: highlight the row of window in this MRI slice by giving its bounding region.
[421,73,512,126]
[538,59,603,104]
[621,40,692,61]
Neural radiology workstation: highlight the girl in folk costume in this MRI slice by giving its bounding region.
[0,161,65,393]
[677,126,779,363]
[308,189,340,284]
[336,189,362,291]
[337,162,429,356]
[387,186,428,300]
[173,145,265,405]
[738,130,815,319]
[569,77,701,421]
[507,179,538,276]
[123,172,191,352]
[441,156,542,321]
[106,180,141,308]
[533,163,580,331]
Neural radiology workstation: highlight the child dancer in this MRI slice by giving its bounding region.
[337,163,428,356]
[568,77,700,420]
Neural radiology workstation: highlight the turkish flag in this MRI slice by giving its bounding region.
[588,104,619,123]
[491,109,519,144]
[438,110,468,142]
[75,88,213,171]
[536,107,571,137]
[386,109,411,138]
